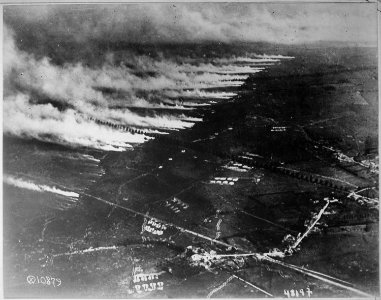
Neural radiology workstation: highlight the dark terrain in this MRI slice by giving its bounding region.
[3,45,378,298]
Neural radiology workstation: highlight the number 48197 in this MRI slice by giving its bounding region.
[284,287,312,298]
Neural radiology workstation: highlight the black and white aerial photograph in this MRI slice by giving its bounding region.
[2,1,379,298]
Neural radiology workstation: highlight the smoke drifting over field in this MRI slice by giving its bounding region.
[4,22,284,151]
[4,175,80,198]
[6,2,373,151]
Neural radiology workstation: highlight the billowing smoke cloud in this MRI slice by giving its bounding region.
[5,22,285,151]
[6,3,312,152]
[4,175,80,198]
[4,26,208,150]
[4,93,151,151]
[4,3,377,48]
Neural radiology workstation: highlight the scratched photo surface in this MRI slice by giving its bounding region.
[3,2,378,298]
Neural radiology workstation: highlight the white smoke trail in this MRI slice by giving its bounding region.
[4,175,80,198]
[235,57,280,63]
[215,57,280,64]
[131,57,264,81]
[181,116,203,122]
[174,63,265,75]
[212,67,264,74]
[179,90,237,99]
[122,58,251,89]
[216,80,245,87]
[255,54,295,59]
[168,101,211,107]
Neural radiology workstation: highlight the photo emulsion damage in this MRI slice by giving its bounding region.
[2,2,379,298]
